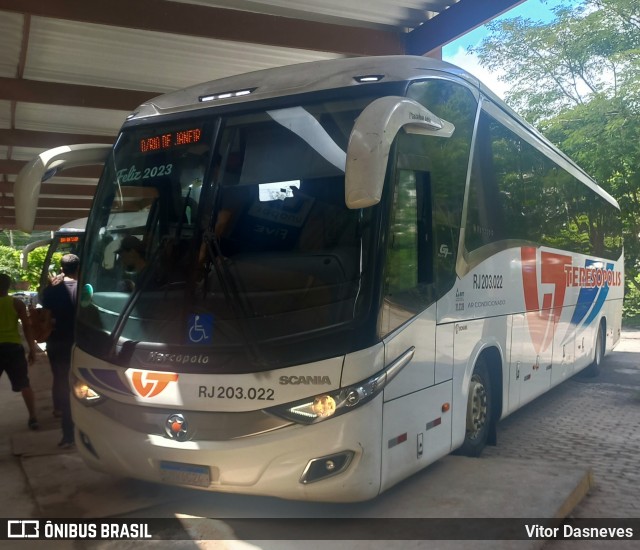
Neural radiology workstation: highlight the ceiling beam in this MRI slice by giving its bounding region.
[406,0,525,55]
[0,0,405,57]
[33,198,93,209]
[0,129,114,149]
[0,77,156,111]
[0,160,27,175]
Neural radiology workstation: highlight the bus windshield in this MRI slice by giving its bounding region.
[77,96,378,366]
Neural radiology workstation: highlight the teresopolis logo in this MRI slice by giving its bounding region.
[131,371,179,398]
[521,247,622,353]
[521,247,572,355]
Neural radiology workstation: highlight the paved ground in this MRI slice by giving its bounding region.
[481,330,640,548]
[0,330,638,549]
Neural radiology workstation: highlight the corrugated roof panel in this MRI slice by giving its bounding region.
[15,103,128,136]
[39,176,97,191]
[174,0,457,28]
[10,146,48,162]
[7,175,97,201]
[37,207,89,214]
[0,11,23,78]
[25,17,340,94]
[1,0,515,231]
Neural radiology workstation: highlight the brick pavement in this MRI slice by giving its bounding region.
[484,381,640,516]
[481,332,640,548]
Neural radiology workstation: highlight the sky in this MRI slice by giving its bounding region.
[441,0,580,98]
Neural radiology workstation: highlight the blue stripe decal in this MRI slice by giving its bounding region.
[582,263,613,328]
[570,259,599,327]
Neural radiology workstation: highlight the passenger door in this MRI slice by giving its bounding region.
[380,138,450,491]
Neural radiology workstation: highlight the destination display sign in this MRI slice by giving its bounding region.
[139,128,202,153]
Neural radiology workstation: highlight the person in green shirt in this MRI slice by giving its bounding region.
[0,273,39,429]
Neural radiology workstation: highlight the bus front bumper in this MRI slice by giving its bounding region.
[70,395,383,503]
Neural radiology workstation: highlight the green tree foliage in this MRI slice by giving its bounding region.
[470,0,640,314]
[473,1,639,123]
[0,245,23,283]
[0,229,51,248]
[24,246,62,290]
[0,244,56,291]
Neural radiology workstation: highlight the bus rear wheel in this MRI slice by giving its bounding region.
[582,322,605,378]
[457,358,492,457]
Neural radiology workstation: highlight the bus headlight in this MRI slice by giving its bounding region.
[312,395,336,417]
[267,347,415,425]
[267,371,385,425]
[72,374,104,405]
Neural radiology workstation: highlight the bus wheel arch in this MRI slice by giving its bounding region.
[456,347,502,457]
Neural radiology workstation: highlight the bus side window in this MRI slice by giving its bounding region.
[380,165,434,336]
[407,79,476,295]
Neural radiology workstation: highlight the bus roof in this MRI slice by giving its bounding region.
[126,55,618,210]
[130,56,478,121]
[58,217,88,232]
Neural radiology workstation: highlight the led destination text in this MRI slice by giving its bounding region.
[139,128,201,153]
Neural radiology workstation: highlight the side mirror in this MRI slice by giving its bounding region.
[345,96,454,209]
[14,144,112,233]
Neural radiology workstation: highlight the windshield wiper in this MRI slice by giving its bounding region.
[201,229,266,367]
[107,239,168,361]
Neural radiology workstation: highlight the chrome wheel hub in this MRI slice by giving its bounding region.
[466,375,487,439]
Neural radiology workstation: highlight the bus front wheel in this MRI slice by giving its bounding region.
[457,358,493,457]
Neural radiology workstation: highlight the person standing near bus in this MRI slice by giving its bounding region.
[42,254,79,448]
[0,273,39,430]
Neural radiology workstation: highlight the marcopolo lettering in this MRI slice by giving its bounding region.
[279,375,332,385]
[147,351,209,365]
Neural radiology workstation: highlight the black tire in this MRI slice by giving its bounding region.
[581,322,605,378]
[457,357,493,457]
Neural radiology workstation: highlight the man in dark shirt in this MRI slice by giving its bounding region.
[116,235,147,292]
[42,254,79,448]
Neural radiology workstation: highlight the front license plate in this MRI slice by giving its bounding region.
[159,461,211,488]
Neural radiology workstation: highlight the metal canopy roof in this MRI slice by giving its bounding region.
[0,0,523,231]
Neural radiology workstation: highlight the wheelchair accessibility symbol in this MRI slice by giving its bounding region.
[187,314,213,344]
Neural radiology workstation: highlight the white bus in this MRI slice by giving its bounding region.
[16,56,623,502]
[21,217,86,294]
